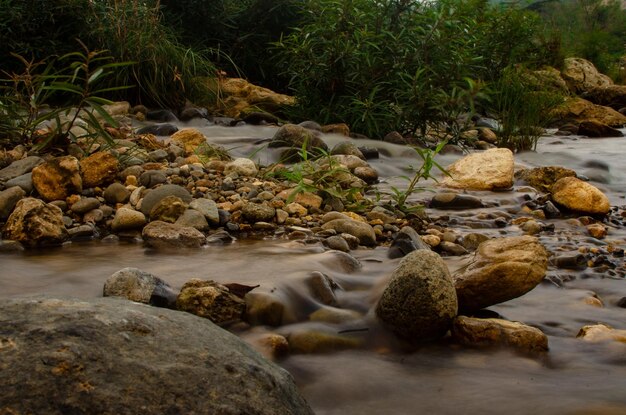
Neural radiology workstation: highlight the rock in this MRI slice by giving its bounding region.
[530,66,570,94]
[242,202,275,223]
[287,331,362,354]
[453,236,548,313]
[306,271,339,306]
[175,208,209,231]
[5,172,33,193]
[103,182,131,204]
[0,156,43,182]
[70,197,100,215]
[309,307,361,324]
[440,241,469,256]
[552,97,626,128]
[331,141,365,159]
[83,208,104,223]
[147,109,178,122]
[561,58,613,94]
[515,166,577,193]
[179,106,208,121]
[552,253,587,270]
[587,223,607,239]
[269,124,328,159]
[388,226,430,259]
[224,158,258,177]
[376,250,457,342]
[278,190,323,210]
[142,220,205,248]
[111,207,147,232]
[324,235,350,252]
[577,120,624,137]
[189,198,220,225]
[136,123,179,136]
[149,195,187,223]
[139,184,192,215]
[583,84,626,110]
[176,279,246,325]
[321,218,376,246]
[0,239,25,252]
[0,186,26,220]
[353,166,378,184]
[322,123,350,136]
[383,131,407,145]
[551,177,610,215]
[451,316,549,353]
[170,128,206,155]
[80,151,119,188]
[430,192,483,210]
[208,77,295,119]
[245,292,289,326]
[245,333,290,360]
[2,197,68,246]
[460,233,490,251]
[577,324,626,344]
[0,296,313,414]
[139,170,167,188]
[103,267,178,308]
[32,156,82,201]
[441,148,514,191]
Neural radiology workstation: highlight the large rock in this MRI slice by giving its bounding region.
[0,156,43,182]
[32,156,82,201]
[515,166,577,193]
[242,202,276,223]
[583,84,626,110]
[552,98,626,127]
[80,151,119,188]
[139,184,192,215]
[189,198,219,225]
[142,220,206,248]
[176,279,246,325]
[0,297,313,414]
[376,250,458,342]
[321,218,376,246]
[2,197,68,246]
[269,124,329,160]
[149,195,187,223]
[111,207,147,231]
[577,120,624,137]
[170,128,206,156]
[453,236,548,313]
[451,316,549,353]
[224,158,258,177]
[577,323,626,344]
[551,177,611,215]
[0,186,25,220]
[561,57,613,94]
[103,267,178,308]
[441,148,514,191]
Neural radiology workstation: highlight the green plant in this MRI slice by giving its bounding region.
[487,66,564,152]
[1,42,132,153]
[386,141,449,213]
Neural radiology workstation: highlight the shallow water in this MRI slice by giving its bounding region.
[1,124,626,414]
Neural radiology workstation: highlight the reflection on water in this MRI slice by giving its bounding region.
[1,128,626,414]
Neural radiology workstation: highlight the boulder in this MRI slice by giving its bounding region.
[111,207,146,232]
[441,148,514,191]
[577,323,626,344]
[0,156,43,182]
[388,226,431,259]
[551,177,611,215]
[139,184,192,215]
[583,84,626,110]
[376,250,457,342]
[331,141,365,159]
[103,267,178,308]
[453,236,548,313]
[242,202,275,223]
[176,279,246,325]
[451,316,549,353]
[142,220,206,249]
[577,120,624,137]
[561,57,613,94]
[170,128,206,156]
[0,186,26,220]
[321,218,376,246]
[32,156,82,201]
[269,124,328,160]
[2,198,68,246]
[80,151,119,188]
[515,166,577,193]
[552,98,626,127]
[530,66,570,94]
[322,123,350,136]
[0,297,313,415]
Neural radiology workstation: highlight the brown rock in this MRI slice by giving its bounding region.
[451,316,549,353]
[515,166,577,193]
[561,58,613,94]
[587,223,608,239]
[584,84,626,110]
[32,156,82,201]
[80,151,119,188]
[441,148,514,191]
[142,221,206,248]
[551,177,611,215]
[287,331,362,354]
[321,123,350,136]
[149,195,188,223]
[2,197,68,246]
[552,98,626,128]
[577,120,624,137]
[321,218,376,246]
[453,236,548,313]
[577,324,626,343]
[170,128,207,156]
[176,279,246,325]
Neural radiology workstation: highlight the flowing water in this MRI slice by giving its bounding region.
[1,122,625,414]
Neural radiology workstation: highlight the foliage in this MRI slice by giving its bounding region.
[487,66,564,152]
[0,0,217,110]
[0,43,131,153]
[385,141,449,213]
[275,0,552,139]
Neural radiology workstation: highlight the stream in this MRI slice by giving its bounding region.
[1,122,625,414]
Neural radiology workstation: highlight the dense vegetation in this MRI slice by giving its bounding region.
[1,0,625,151]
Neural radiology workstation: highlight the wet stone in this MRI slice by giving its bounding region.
[324,235,350,252]
[430,192,484,210]
[140,170,167,188]
[306,271,339,306]
[104,267,178,308]
[177,279,246,325]
[70,197,100,215]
